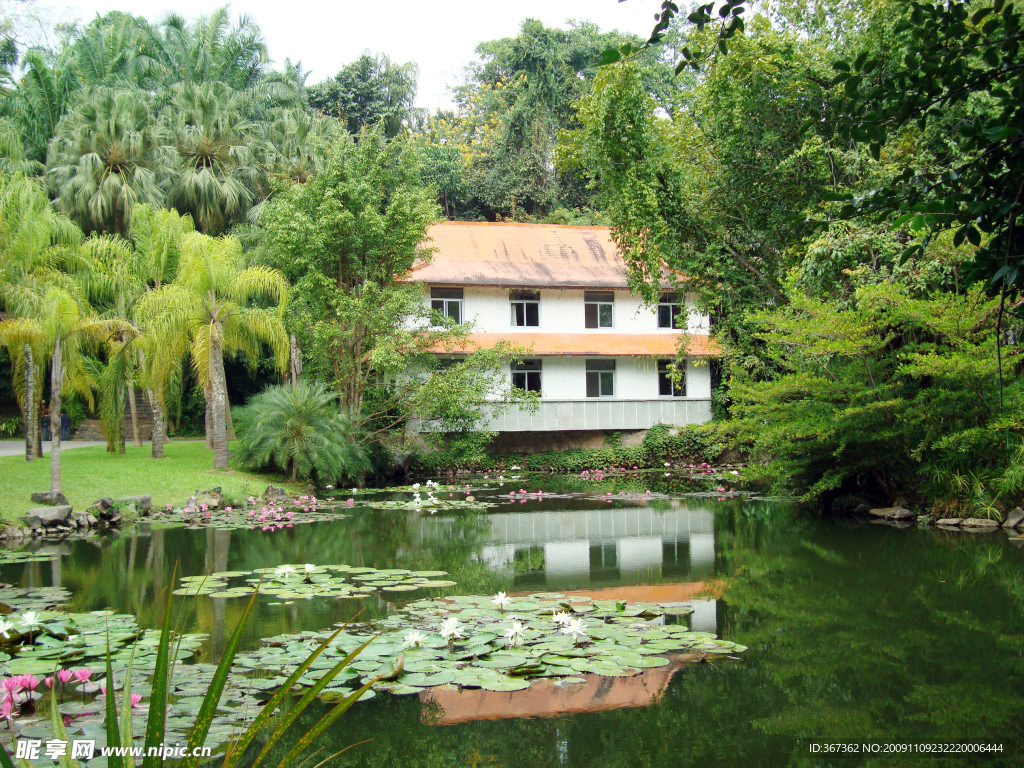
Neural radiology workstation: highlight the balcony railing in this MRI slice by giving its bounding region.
[477,398,712,432]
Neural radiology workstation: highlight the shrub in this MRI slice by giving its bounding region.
[232,381,371,485]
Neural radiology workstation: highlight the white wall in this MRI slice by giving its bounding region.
[449,286,710,335]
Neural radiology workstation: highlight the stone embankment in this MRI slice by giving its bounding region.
[3,494,152,539]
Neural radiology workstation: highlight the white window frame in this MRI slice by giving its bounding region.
[658,293,682,330]
[585,358,616,397]
[657,359,686,397]
[584,291,615,329]
[510,290,541,328]
[430,287,464,324]
[511,359,542,393]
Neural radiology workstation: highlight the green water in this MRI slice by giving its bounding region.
[3,480,1023,767]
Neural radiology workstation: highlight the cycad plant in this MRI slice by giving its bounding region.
[136,231,289,468]
[234,381,371,484]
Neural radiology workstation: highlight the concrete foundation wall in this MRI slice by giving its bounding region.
[488,429,650,454]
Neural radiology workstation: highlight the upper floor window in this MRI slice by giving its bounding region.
[431,287,463,324]
[584,291,614,328]
[511,359,542,392]
[658,293,681,329]
[658,359,686,397]
[586,358,615,397]
[510,290,540,327]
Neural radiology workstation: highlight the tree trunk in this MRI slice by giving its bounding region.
[118,387,127,454]
[223,378,235,441]
[149,388,166,458]
[204,387,213,450]
[209,326,229,469]
[49,335,63,494]
[289,335,302,382]
[23,343,34,463]
[33,387,42,458]
[128,385,142,447]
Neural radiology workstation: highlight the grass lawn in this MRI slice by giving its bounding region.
[0,441,302,521]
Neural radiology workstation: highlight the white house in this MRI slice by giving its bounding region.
[405,222,715,439]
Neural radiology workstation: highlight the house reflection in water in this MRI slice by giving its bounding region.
[421,501,723,726]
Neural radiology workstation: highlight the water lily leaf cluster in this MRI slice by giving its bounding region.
[367,498,496,511]
[0,584,71,613]
[0,550,61,564]
[231,593,745,697]
[173,565,457,598]
[154,505,353,531]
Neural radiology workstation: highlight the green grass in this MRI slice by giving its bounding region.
[0,441,303,521]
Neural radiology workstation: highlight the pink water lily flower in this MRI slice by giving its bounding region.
[44,677,53,689]
[19,675,39,692]
[72,668,92,684]
[224,507,232,513]
[0,696,14,723]
[200,504,208,512]
[57,669,74,684]
[130,693,143,708]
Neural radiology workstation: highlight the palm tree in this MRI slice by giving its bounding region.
[70,11,164,90]
[3,50,79,164]
[136,231,289,468]
[260,109,338,185]
[129,204,195,458]
[0,176,82,461]
[47,88,176,236]
[163,81,260,234]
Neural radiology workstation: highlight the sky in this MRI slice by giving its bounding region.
[60,0,660,110]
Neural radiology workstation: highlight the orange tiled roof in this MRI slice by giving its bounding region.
[406,221,670,289]
[432,332,717,357]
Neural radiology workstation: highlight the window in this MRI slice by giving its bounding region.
[658,360,686,397]
[511,359,542,392]
[436,357,463,371]
[510,290,540,327]
[584,291,614,328]
[430,287,463,324]
[658,293,681,329]
[586,359,615,397]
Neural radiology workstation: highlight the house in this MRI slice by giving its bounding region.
[406,221,715,447]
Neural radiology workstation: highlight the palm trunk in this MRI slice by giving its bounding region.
[204,386,213,450]
[49,335,63,494]
[149,388,166,458]
[118,386,127,454]
[224,379,235,441]
[128,385,142,447]
[209,326,229,469]
[33,387,42,458]
[23,343,34,463]
[289,335,302,382]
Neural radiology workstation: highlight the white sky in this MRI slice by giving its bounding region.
[60,0,660,110]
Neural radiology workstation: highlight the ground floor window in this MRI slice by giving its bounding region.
[586,359,615,397]
[512,359,542,392]
[658,359,686,397]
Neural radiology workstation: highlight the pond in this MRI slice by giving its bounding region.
[2,475,1023,767]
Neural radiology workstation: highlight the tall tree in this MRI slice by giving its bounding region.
[47,87,174,236]
[308,52,419,138]
[136,231,288,468]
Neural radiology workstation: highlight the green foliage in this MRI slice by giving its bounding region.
[233,381,371,485]
[727,281,1021,506]
[414,423,725,474]
[308,52,419,137]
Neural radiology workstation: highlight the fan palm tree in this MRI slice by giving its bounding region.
[260,109,338,185]
[0,176,82,461]
[163,81,261,234]
[136,231,289,468]
[47,87,177,237]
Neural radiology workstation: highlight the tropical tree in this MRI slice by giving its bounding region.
[3,49,78,164]
[136,230,289,468]
[260,108,338,186]
[308,52,420,138]
[233,380,371,483]
[0,175,81,460]
[163,81,260,234]
[69,11,163,90]
[47,87,175,236]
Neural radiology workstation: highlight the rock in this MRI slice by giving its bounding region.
[870,518,913,529]
[832,495,871,516]
[116,495,151,514]
[869,507,914,520]
[71,512,89,529]
[1002,507,1024,529]
[117,503,137,518]
[30,491,69,506]
[935,518,961,527]
[22,506,73,528]
[87,498,114,514]
[196,488,222,509]
[86,513,98,526]
[263,485,289,504]
[962,518,1000,528]
[466,496,476,503]
[108,513,122,524]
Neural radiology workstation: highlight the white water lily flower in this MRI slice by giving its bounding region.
[551,612,573,626]
[19,611,43,630]
[275,565,297,580]
[411,483,421,490]
[502,621,527,647]
[491,592,511,611]
[561,618,588,644]
[304,564,317,575]
[402,631,427,648]
[510,465,521,471]
[0,618,14,638]
[325,485,334,490]
[438,617,465,641]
